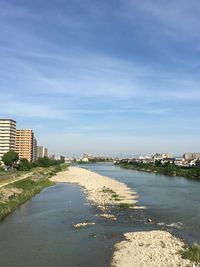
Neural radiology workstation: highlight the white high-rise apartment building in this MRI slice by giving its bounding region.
[0,119,16,161]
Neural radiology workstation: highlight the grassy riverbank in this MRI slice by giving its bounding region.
[119,162,200,180]
[0,169,29,186]
[0,164,68,221]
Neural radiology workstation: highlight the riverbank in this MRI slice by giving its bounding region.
[0,164,67,221]
[119,162,200,181]
[0,170,30,188]
[52,166,198,266]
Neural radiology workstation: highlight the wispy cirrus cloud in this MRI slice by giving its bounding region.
[123,0,200,41]
[0,99,67,120]
[0,0,200,154]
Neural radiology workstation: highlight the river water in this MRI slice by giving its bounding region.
[84,163,200,243]
[0,163,200,267]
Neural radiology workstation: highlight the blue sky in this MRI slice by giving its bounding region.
[0,0,200,156]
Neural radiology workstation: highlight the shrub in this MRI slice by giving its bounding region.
[118,203,134,209]
[181,243,200,263]
[17,158,32,171]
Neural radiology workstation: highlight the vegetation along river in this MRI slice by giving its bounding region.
[0,163,200,267]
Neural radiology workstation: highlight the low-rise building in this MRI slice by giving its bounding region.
[153,153,173,161]
[174,157,184,166]
[183,153,200,161]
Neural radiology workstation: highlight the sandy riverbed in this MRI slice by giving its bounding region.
[51,166,138,211]
[111,230,194,267]
[51,167,195,267]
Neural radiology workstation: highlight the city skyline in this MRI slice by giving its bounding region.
[0,1,200,155]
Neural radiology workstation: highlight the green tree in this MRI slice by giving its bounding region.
[162,163,177,175]
[155,160,162,167]
[17,158,31,171]
[2,150,19,167]
[36,157,52,167]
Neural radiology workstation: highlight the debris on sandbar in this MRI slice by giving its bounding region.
[100,213,117,220]
[73,222,95,228]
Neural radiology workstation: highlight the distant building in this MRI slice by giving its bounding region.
[183,153,200,161]
[32,136,37,162]
[153,153,173,162]
[65,157,74,163]
[0,119,16,161]
[16,129,34,162]
[37,146,48,158]
[158,153,173,159]
[44,147,48,157]
[174,157,184,166]
[37,146,43,158]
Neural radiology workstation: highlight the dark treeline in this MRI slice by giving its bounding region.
[18,157,65,171]
[117,161,200,181]
[0,150,65,172]
[77,157,112,164]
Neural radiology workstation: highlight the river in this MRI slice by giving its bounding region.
[0,163,200,266]
[84,163,200,243]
